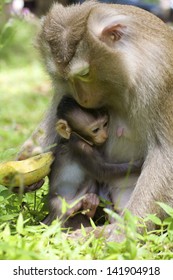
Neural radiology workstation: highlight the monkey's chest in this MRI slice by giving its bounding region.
[107,120,144,162]
[57,162,89,199]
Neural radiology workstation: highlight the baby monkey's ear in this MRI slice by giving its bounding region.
[56,119,71,139]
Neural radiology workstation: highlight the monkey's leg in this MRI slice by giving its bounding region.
[42,195,84,225]
[42,195,65,225]
[82,193,100,218]
[96,148,173,242]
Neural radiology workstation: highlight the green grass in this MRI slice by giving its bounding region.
[0,16,173,260]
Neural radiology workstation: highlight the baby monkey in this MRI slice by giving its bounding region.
[43,96,141,225]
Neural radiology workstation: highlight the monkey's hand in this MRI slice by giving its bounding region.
[69,133,93,154]
[82,193,100,218]
[12,179,45,194]
[17,139,44,160]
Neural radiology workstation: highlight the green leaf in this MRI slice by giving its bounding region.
[163,217,172,226]
[168,221,173,232]
[81,224,87,237]
[16,213,24,234]
[2,224,11,240]
[61,198,68,214]
[0,213,18,221]
[104,208,123,223]
[157,202,173,217]
[89,218,96,229]
[146,214,162,226]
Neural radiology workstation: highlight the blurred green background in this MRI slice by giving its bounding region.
[0,0,52,161]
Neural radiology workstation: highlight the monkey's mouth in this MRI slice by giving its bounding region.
[94,140,105,146]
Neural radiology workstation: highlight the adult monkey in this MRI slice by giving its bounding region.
[18,1,173,241]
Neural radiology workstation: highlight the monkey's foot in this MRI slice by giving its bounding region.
[69,223,124,242]
[65,200,83,217]
[82,193,100,218]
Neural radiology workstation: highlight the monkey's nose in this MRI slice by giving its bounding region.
[102,134,108,141]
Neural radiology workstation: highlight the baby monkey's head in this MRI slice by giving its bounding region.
[56,96,109,145]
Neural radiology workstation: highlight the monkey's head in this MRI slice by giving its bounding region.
[56,96,109,146]
[40,2,172,111]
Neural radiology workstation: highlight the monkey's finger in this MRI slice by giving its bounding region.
[93,194,100,207]
[12,179,45,194]
[86,208,97,218]
[82,194,99,218]
[67,201,83,215]
[83,193,99,208]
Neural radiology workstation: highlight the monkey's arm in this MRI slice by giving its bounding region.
[15,94,65,193]
[69,135,142,182]
[18,93,62,159]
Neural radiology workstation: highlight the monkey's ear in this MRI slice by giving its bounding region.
[89,13,127,46]
[56,119,71,139]
[101,23,126,43]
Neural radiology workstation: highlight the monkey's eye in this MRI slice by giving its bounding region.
[77,67,90,81]
[80,68,89,77]
[103,121,108,127]
[92,127,100,134]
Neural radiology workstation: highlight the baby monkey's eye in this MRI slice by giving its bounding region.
[103,121,108,127]
[92,127,100,134]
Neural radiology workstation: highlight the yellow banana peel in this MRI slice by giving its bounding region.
[0,152,54,187]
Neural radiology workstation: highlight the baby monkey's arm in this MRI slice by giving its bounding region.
[69,134,142,182]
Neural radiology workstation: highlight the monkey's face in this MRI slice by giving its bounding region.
[64,30,128,109]
[41,3,134,109]
[62,37,127,110]
[72,114,109,146]
[68,72,107,109]
[88,115,109,145]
